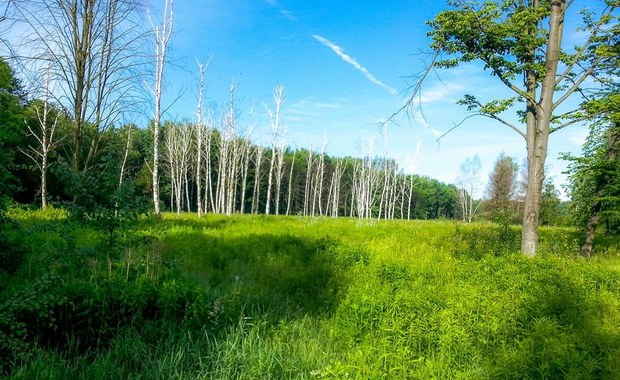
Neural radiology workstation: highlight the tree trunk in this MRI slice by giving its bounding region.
[521,0,564,256]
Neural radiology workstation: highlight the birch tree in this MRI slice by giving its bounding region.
[264,85,285,215]
[149,0,173,217]
[286,150,296,215]
[404,0,618,255]
[455,155,482,222]
[20,66,62,209]
[195,59,210,216]
[303,150,313,216]
[202,117,215,212]
[252,146,264,214]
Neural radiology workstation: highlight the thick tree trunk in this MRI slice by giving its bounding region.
[521,0,564,256]
[521,132,547,256]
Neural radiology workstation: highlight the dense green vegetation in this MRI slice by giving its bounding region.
[2,208,619,378]
[1,2,619,377]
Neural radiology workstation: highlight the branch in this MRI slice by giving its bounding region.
[555,5,613,87]
[549,108,608,133]
[553,56,601,110]
[383,50,439,126]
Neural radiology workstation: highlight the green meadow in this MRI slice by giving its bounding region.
[2,208,620,379]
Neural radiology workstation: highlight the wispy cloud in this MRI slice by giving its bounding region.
[266,0,297,21]
[280,9,297,21]
[311,34,397,96]
[420,82,465,104]
[412,111,442,138]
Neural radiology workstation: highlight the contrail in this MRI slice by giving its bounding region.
[312,34,397,96]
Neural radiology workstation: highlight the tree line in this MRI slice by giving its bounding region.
[0,58,460,220]
[1,0,618,257]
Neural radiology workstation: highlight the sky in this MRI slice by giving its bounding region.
[81,1,609,196]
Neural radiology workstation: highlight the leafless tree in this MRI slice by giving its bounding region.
[252,145,265,214]
[148,0,173,216]
[455,155,482,223]
[239,138,253,214]
[202,115,215,212]
[352,138,379,219]
[164,122,191,214]
[195,59,210,216]
[118,125,133,189]
[264,85,285,215]
[327,159,345,217]
[285,150,296,216]
[303,149,313,216]
[20,64,62,209]
[15,0,146,174]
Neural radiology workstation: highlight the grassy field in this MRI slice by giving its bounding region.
[1,208,620,379]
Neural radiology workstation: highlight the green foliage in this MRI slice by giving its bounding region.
[0,58,27,199]
[2,210,620,378]
[565,122,620,231]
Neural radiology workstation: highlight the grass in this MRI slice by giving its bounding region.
[1,208,620,379]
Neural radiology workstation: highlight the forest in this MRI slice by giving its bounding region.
[1,0,619,378]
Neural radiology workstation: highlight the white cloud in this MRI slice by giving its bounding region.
[420,82,465,104]
[315,102,342,109]
[311,34,398,96]
[280,9,297,21]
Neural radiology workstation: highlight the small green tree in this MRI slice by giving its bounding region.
[486,152,518,224]
[540,178,562,226]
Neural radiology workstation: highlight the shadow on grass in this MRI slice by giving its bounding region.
[491,265,620,379]
[159,230,356,321]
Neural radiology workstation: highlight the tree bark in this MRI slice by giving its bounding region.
[521,0,564,256]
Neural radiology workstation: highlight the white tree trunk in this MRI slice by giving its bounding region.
[150,0,174,217]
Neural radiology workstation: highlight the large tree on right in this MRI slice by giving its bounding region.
[424,0,618,256]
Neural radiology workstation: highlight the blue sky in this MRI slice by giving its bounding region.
[153,0,592,197]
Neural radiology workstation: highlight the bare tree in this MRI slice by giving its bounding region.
[195,59,210,216]
[303,149,313,216]
[202,115,215,212]
[148,0,174,217]
[455,155,482,223]
[285,150,296,216]
[15,0,146,174]
[164,122,191,214]
[313,134,328,216]
[327,159,345,217]
[264,85,285,215]
[20,64,62,209]
[352,138,379,219]
[239,138,252,214]
[252,146,265,214]
[118,125,133,189]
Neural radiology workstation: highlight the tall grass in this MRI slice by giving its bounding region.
[2,208,619,378]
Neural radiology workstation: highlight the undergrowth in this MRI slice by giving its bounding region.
[1,208,619,379]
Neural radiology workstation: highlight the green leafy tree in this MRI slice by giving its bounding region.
[406,0,618,255]
[566,120,619,257]
[540,177,562,226]
[0,58,27,200]
[486,153,518,223]
[564,16,619,258]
